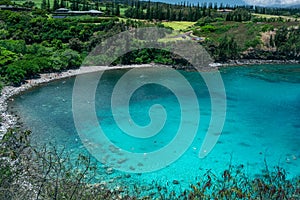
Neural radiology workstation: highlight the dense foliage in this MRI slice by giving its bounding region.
[0,0,299,87]
[275,27,300,59]
[123,0,299,22]
[0,9,142,85]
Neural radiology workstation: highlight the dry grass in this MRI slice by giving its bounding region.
[253,13,297,21]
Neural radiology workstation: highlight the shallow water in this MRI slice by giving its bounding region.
[10,64,300,194]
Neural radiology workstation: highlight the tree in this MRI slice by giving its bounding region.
[115,4,120,16]
[0,47,17,70]
[20,59,41,78]
[0,40,27,54]
[53,0,59,10]
[105,3,111,15]
[60,49,82,68]
[47,0,50,11]
[83,0,88,11]
[50,49,82,71]
[68,38,83,52]
[245,37,261,49]
[178,9,182,21]
[226,8,251,22]
[23,1,35,8]
[274,27,288,48]
[5,63,26,85]
[166,6,171,21]
[60,0,65,8]
[41,0,47,10]
[146,0,150,19]
[219,3,223,9]
[217,35,239,61]
[95,0,99,10]
[269,35,274,47]
[214,3,218,10]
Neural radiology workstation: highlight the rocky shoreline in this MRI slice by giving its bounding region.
[0,60,299,139]
[216,59,299,66]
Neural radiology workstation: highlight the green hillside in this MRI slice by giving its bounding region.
[0,0,300,87]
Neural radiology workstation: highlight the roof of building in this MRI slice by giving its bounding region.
[88,10,103,13]
[217,9,233,12]
[0,5,31,11]
[69,10,103,14]
[55,8,69,11]
[54,8,104,15]
[0,5,14,8]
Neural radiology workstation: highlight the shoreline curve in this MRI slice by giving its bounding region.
[1,60,299,139]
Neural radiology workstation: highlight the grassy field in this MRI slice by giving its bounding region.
[252,13,297,21]
[161,21,196,31]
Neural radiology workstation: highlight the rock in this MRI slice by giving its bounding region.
[108,179,114,183]
[106,167,114,174]
[115,186,124,193]
[117,158,127,164]
[99,181,107,186]
[124,174,131,178]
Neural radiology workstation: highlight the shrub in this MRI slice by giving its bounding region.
[0,40,27,54]
[201,24,216,33]
[195,17,216,26]
[0,47,17,68]
[245,37,262,48]
[5,63,26,86]
[261,24,274,32]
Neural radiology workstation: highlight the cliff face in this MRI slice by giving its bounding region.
[240,48,300,61]
[220,28,300,61]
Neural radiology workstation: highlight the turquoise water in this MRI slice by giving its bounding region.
[10,64,300,194]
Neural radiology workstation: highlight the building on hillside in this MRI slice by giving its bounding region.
[55,8,69,13]
[217,9,233,13]
[53,8,104,18]
[0,5,31,11]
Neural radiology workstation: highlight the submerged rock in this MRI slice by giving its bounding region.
[99,181,107,186]
[106,167,114,174]
[124,174,131,178]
